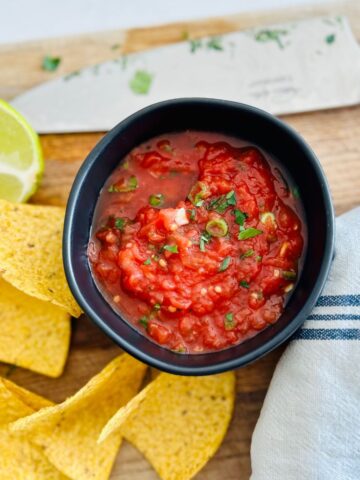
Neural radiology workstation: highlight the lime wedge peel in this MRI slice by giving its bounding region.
[0,99,44,203]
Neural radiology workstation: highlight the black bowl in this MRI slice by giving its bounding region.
[63,98,334,375]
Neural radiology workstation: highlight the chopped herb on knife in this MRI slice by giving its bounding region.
[42,55,61,72]
[129,70,153,94]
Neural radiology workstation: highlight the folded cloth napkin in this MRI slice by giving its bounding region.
[251,207,360,480]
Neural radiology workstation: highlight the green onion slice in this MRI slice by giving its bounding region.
[205,218,228,237]
[188,181,209,207]
[149,193,164,207]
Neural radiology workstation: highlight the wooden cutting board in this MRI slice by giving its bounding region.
[0,1,359,478]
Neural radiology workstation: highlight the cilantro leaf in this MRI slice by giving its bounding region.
[238,228,263,240]
[219,256,231,272]
[108,175,138,193]
[240,249,254,259]
[163,244,178,253]
[199,231,211,252]
[114,218,126,231]
[233,209,248,226]
[139,316,149,328]
[224,312,235,330]
[208,190,236,214]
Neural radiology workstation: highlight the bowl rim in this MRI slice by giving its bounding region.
[63,98,335,375]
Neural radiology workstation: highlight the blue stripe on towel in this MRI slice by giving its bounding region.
[308,314,360,321]
[316,295,360,307]
[294,328,360,340]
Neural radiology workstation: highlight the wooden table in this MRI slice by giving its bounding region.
[1,2,359,478]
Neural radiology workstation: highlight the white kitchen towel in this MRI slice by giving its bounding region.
[251,207,360,480]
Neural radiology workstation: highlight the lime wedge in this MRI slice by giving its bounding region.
[0,99,44,202]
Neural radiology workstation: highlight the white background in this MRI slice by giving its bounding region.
[1,0,329,45]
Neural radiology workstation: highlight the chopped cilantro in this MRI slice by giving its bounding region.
[108,175,138,193]
[233,209,248,226]
[219,256,231,272]
[238,228,263,240]
[153,303,161,311]
[226,190,236,205]
[207,36,223,51]
[255,29,288,49]
[189,39,202,53]
[64,70,80,81]
[129,70,153,94]
[224,312,235,330]
[199,231,211,252]
[114,218,126,230]
[139,316,149,328]
[188,209,196,221]
[163,244,178,253]
[208,190,236,213]
[325,34,336,44]
[240,249,254,259]
[240,280,250,289]
[42,55,61,72]
[143,258,151,265]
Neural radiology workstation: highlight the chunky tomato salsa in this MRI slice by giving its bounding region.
[88,131,305,353]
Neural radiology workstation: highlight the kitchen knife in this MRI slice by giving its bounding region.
[11,15,360,133]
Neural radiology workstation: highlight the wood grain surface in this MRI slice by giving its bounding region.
[1,2,359,479]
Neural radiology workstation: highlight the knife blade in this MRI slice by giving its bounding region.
[11,15,360,133]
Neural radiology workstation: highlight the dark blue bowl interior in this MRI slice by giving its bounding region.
[63,98,334,375]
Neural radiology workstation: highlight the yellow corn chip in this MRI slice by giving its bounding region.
[11,354,147,480]
[99,371,236,480]
[0,377,67,480]
[0,199,81,317]
[0,278,70,377]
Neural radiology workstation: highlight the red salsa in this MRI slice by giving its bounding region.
[88,131,305,353]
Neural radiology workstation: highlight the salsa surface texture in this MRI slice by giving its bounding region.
[88,131,305,353]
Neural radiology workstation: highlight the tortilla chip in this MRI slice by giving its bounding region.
[0,377,52,424]
[99,372,236,480]
[0,377,67,480]
[0,199,81,317]
[0,278,70,377]
[11,354,147,480]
